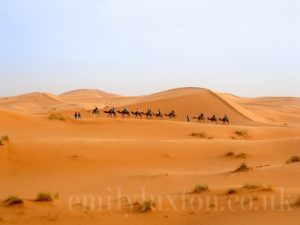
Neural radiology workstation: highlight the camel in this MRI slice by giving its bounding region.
[142,110,153,119]
[92,106,100,118]
[207,115,218,124]
[117,109,130,118]
[219,116,230,125]
[131,111,143,119]
[165,110,176,119]
[104,108,116,118]
[193,113,205,123]
[154,111,163,119]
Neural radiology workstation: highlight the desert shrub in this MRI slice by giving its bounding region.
[261,185,273,192]
[242,184,261,190]
[234,130,249,138]
[227,188,237,195]
[192,184,209,193]
[3,196,23,206]
[48,113,66,121]
[236,153,247,159]
[242,184,273,192]
[294,197,300,206]
[1,136,9,142]
[140,200,156,212]
[35,192,53,202]
[191,132,206,138]
[286,156,300,164]
[234,163,251,172]
[225,152,235,157]
[0,135,9,146]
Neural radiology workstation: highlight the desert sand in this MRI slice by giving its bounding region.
[0,87,300,225]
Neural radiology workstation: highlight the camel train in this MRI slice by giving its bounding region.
[92,107,230,125]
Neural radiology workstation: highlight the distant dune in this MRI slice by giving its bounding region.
[60,89,121,98]
[0,87,299,126]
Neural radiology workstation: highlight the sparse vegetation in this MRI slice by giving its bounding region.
[0,135,9,146]
[242,184,261,190]
[294,197,300,206]
[227,188,237,195]
[225,152,247,159]
[242,184,273,192]
[35,192,53,202]
[234,130,249,138]
[3,196,23,206]
[225,151,235,157]
[48,113,66,121]
[236,153,247,159]
[286,156,300,164]
[191,132,206,138]
[261,185,273,192]
[140,200,156,212]
[234,163,251,172]
[1,135,9,142]
[192,184,209,193]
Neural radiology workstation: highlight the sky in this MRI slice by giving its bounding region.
[0,0,299,97]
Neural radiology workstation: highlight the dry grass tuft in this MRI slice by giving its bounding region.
[192,185,209,193]
[191,132,206,138]
[286,156,300,164]
[234,163,251,172]
[49,113,67,121]
[225,152,235,157]
[227,188,237,195]
[3,196,23,206]
[242,184,273,192]
[140,200,156,212]
[0,135,9,146]
[35,192,53,202]
[234,130,249,138]
[242,184,261,190]
[236,153,247,159]
[294,197,300,206]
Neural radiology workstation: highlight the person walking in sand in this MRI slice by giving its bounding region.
[74,112,78,119]
[187,115,190,122]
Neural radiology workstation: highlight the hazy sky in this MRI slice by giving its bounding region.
[0,0,299,97]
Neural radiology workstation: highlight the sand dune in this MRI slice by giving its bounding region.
[60,89,121,99]
[120,87,257,125]
[221,94,300,126]
[0,88,300,225]
[0,92,63,113]
[1,87,298,127]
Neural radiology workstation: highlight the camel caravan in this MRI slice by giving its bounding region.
[91,106,230,125]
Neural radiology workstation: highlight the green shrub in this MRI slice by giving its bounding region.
[3,196,23,206]
[35,192,53,202]
[192,184,209,193]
